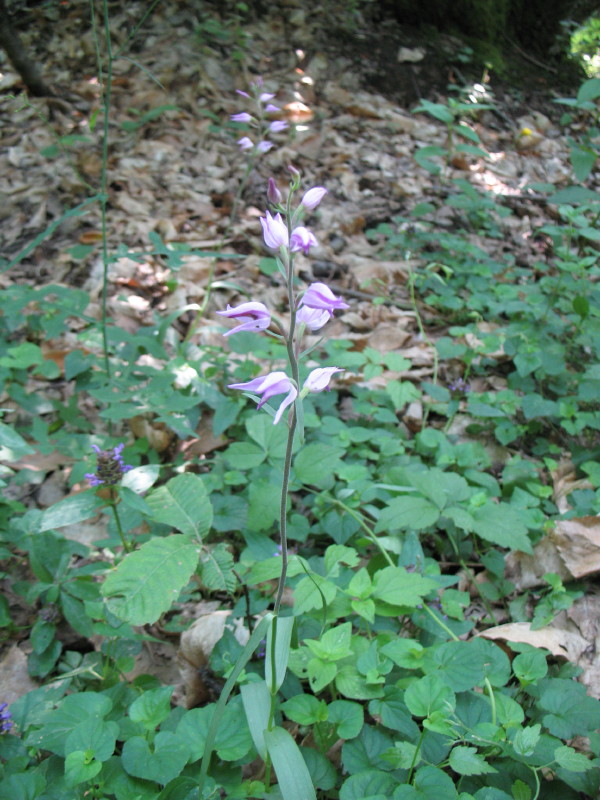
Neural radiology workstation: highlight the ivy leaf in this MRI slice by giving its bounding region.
[102,535,201,625]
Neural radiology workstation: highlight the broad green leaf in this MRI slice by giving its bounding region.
[293,443,344,487]
[305,622,352,661]
[145,473,212,539]
[371,567,438,607]
[512,724,541,757]
[102,535,200,625]
[129,687,173,730]
[553,744,594,772]
[64,751,102,787]
[122,732,190,785]
[281,695,328,726]
[405,673,456,718]
[199,542,236,592]
[449,746,497,775]
[340,769,397,800]
[328,700,364,739]
[39,491,105,531]
[65,718,118,763]
[471,503,533,554]
[0,421,35,457]
[375,496,440,532]
[264,726,317,800]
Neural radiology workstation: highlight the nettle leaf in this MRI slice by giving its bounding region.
[293,443,345,487]
[470,502,533,554]
[449,746,497,776]
[371,567,438,608]
[375,495,440,532]
[102,535,201,625]
[145,473,212,539]
[339,768,398,800]
[553,745,594,772]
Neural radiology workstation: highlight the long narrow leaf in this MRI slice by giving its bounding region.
[198,614,273,794]
[240,680,271,760]
[265,616,294,693]
[264,726,316,800]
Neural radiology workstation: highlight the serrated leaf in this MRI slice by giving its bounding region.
[102,535,200,624]
[449,746,497,775]
[371,566,438,607]
[554,745,594,772]
[471,503,532,554]
[199,542,236,592]
[145,473,212,539]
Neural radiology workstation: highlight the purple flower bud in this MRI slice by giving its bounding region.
[216,301,271,336]
[303,367,344,393]
[238,136,254,151]
[230,112,252,123]
[260,92,276,102]
[228,371,297,425]
[290,226,318,255]
[301,186,328,211]
[267,177,283,205]
[296,305,331,330]
[257,140,274,153]
[265,103,280,113]
[269,120,288,133]
[87,443,132,488]
[236,89,250,98]
[0,702,12,734]
[301,282,349,313]
[260,211,289,249]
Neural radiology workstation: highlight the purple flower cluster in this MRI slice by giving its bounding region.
[447,376,471,397]
[85,443,132,488]
[217,179,347,425]
[0,702,12,734]
[230,78,289,155]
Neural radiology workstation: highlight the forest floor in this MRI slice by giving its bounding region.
[1,0,599,705]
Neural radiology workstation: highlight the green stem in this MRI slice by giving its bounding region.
[407,728,426,784]
[109,492,130,553]
[422,602,459,641]
[98,0,113,390]
[321,494,394,567]
[484,676,497,726]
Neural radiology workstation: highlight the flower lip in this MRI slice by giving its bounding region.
[238,136,254,150]
[290,226,318,255]
[228,371,297,424]
[300,282,349,313]
[296,305,331,331]
[216,301,271,336]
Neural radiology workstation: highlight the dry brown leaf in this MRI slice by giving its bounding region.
[480,621,588,662]
[551,516,600,578]
[504,535,571,590]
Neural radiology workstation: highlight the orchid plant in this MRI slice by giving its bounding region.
[207,172,347,792]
